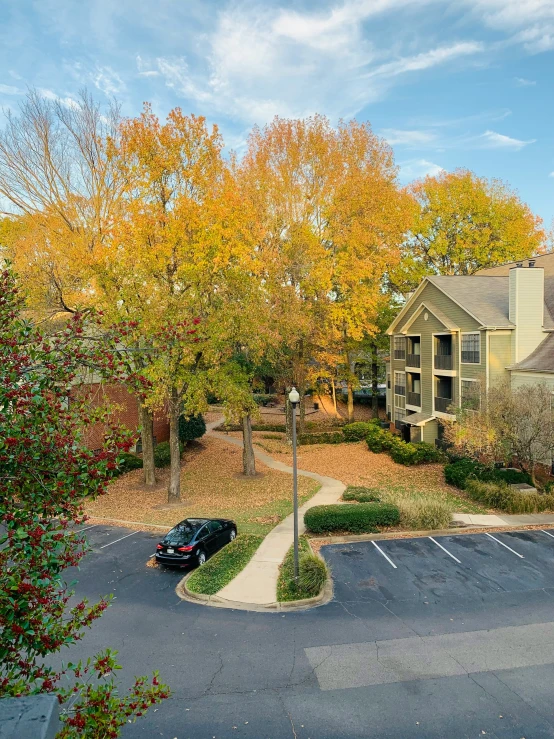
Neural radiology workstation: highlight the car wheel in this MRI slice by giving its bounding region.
[229,529,236,542]
[196,549,206,567]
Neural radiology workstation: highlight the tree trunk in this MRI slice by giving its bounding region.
[331,381,337,415]
[285,392,292,445]
[298,386,305,433]
[138,401,156,487]
[167,387,181,503]
[346,382,354,422]
[242,413,256,476]
[371,358,379,419]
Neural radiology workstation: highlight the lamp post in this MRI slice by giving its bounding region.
[288,386,300,580]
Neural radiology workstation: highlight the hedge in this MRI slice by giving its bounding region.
[342,421,380,442]
[342,486,381,503]
[298,431,344,445]
[444,458,532,490]
[186,534,263,595]
[153,441,185,468]
[252,393,278,407]
[465,479,554,514]
[366,427,445,465]
[304,502,400,534]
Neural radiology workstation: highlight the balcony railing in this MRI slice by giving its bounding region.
[393,349,406,360]
[434,354,453,370]
[435,396,452,413]
[394,385,406,396]
[406,354,420,367]
[407,391,421,406]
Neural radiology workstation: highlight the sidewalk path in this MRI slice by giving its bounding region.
[206,419,345,605]
[453,512,554,527]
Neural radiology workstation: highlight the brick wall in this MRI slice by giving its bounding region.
[72,383,170,450]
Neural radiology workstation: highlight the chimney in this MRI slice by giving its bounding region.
[509,265,545,363]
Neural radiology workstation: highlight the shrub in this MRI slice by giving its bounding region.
[261,433,283,440]
[298,431,344,445]
[389,439,446,466]
[252,393,278,407]
[153,441,172,468]
[444,458,492,489]
[494,468,533,486]
[342,421,380,442]
[398,500,452,530]
[277,538,329,602]
[114,452,143,476]
[297,554,328,597]
[252,424,286,432]
[342,486,381,503]
[366,426,396,453]
[186,534,262,595]
[465,479,554,514]
[413,442,447,463]
[304,502,400,534]
[178,414,206,442]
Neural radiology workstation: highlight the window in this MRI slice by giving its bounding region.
[394,371,405,395]
[394,407,406,422]
[387,374,391,389]
[461,380,481,410]
[461,333,480,364]
[393,336,406,360]
[208,521,223,533]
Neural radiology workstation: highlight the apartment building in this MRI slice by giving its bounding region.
[385,255,554,446]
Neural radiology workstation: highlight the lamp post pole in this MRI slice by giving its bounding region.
[289,387,300,581]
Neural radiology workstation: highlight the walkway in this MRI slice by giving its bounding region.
[205,419,345,605]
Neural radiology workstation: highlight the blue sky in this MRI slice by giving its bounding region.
[1,0,553,228]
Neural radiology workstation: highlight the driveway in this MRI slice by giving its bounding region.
[62,525,554,738]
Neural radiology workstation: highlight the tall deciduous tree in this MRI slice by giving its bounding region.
[390,169,546,294]
[240,115,413,424]
[109,105,255,502]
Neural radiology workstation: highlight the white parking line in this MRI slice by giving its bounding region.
[486,533,524,559]
[80,525,100,532]
[541,530,554,540]
[372,541,397,569]
[428,536,462,564]
[100,531,139,549]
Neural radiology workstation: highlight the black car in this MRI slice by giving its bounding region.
[155,517,237,567]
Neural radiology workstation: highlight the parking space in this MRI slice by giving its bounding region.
[321,528,554,604]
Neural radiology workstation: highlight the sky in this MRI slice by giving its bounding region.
[1,0,553,228]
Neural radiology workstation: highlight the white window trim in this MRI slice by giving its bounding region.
[461,331,481,365]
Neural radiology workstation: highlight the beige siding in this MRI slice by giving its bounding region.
[396,282,482,334]
[511,371,554,391]
[488,332,512,388]
[459,331,486,384]
[408,310,444,415]
[423,419,439,444]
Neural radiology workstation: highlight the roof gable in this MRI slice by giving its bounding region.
[401,302,459,333]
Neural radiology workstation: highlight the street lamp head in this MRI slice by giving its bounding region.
[289,387,300,405]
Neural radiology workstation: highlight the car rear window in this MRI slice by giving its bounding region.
[163,521,204,546]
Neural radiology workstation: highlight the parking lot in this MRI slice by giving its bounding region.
[47,524,554,737]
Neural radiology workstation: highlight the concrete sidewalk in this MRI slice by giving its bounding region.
[453,512,554,527]
[208,424,344,605]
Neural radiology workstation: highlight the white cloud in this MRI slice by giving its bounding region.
[514,76,536,86]
[136,54,160,78]
[462,0,554,53]
[91,65,124,96]
[0,84,23,95]
[549,172,554,178]
[478,129,536,149]
[365,41,484,79]
[382,129,437,146]
[38,88,80,110]
[399,158,444,181]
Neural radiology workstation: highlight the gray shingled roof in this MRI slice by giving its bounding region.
[478,254,554,329]
[427,275,515,328]
[402,411,435,426]
[511,333,554,373]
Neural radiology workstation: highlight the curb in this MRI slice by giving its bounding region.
[175,547,334,613]
[309,521,554,545]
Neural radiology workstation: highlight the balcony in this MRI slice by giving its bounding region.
[393,349,406,360]
[435,396,452,413]
[406,354,420,368]
[407,391,421,406]
[434,354,453,370]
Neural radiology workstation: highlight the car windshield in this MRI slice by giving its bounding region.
[163,520,206,546]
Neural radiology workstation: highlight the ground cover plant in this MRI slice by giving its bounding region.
[277,537,328,602]
[465,480,554,514]
[186,534,263,595]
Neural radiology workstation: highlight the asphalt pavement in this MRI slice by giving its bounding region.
[59,524,554,738]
